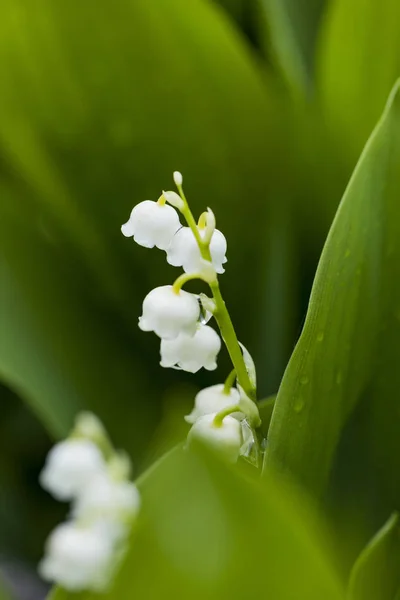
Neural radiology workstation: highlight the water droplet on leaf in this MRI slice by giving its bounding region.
[294,397,305,413]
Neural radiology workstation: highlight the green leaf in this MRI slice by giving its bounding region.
[50,447,344,600]
[264,80,400,497]
[348,513,400,600]
[213,0,246,22]
[0,0,280,447]
[318,0,400,162]
[257,0,328,92]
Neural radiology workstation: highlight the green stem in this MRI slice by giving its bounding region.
[223,369,237,394]
[172,271,206,293]
[210,280,255,399]
[176,186,255,400]
[213,404,241,427]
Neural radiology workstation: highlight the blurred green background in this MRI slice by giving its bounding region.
[1,0,400,597]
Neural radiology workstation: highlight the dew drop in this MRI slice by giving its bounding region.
[317,331,324,342]
[344,249,351,258]
[300,375,309,385]
[336,371,343,385]
[294,397,305,413]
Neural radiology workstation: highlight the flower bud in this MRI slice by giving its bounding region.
[160,325,221,373]
[187,413,242,463]
[185,384,241,424]
[40,440,106,501]
[39,522,114,591]
[173,170,183,186]
[166,226,227,274]
[139,285,200,339]
[121,200,180,250]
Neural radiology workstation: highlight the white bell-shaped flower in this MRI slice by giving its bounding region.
[166,226,227,274]
[121,200,181,250]
[40,440,106,501]
[74,472,141,522]
[160,325,221,373]
[187,413,242,463]
[39,522,114,591]
[139,285,200,339]
[185,384,241,424]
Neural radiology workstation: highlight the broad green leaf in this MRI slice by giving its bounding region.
[50,446,344,600]
[257,0,327,92]
[0,0,280,446]
[264,80,400,497]
[348,513,400,600]
[318,0,400,162]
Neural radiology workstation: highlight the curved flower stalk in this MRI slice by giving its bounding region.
[122,171,261,462]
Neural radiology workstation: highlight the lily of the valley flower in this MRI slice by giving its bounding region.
[74,473,141,522]
[185,384,241,424]
[160,325,221,373]
[166,226,227,274]
[139,285,200,339]
[39,522,114,592]
[187,413,242,463]
[39,413,140,593]
[121,200,181,250]
[40,439,106,501]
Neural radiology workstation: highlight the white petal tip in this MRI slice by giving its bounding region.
[121,223,133,237]
[205,362,218,371]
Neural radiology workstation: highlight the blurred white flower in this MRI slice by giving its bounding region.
[40,439,106,501]
[139,285,200,339]
[185,384,241,424]
[160,325,221,373]
[187,413,242,463]
[121,200,181,250]
[39,522,114,592]
[74,472,141,522]
[39,412,142,593]
[166,226,227,274]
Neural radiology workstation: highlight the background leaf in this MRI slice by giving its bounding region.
[318,0,400,162]
[257,0,328,92]
[50,447,345,600]
[348,513,400,600]
[264,81,400,504]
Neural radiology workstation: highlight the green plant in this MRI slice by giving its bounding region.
[1,1,400,598]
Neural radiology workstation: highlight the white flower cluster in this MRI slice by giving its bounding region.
[39,413,140,592]
[122,171,261,464]
[122,171,227,373]
[186,383,260,463]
